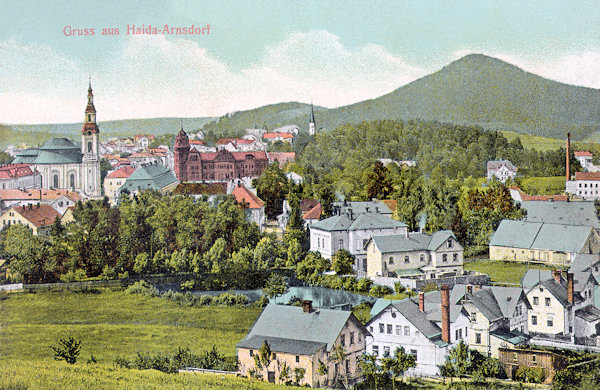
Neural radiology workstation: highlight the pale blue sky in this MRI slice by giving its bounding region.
[2,0,600,123]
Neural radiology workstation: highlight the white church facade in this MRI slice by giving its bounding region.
[12,83,102,199]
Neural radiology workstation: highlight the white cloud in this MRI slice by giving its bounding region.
[0,31,427,124]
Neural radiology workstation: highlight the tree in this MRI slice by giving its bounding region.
[331,249,354,275]
[316,183,335,219]
[329,344,347,387]
[358,353,383,389]
[262,273,288,303]
[253,340,274,380]
[3,224,47,283]
[50,337,82,364]
[365,161,394,200]
[253,162,289,220]
[380,347,416,389]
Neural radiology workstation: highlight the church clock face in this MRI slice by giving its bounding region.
[87,131,92,136]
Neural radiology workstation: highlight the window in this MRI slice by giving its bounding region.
[475,333,481,344]
[369,326,373,333]
[372,346,379,356]
[448,239,453,248]
[533,297,539,305]
[453,253,458,262]
[340,334,345,346]
[87,141,92,153]
[420,254,425,262]
[404,326,410,336]
[383,346,390,357]
[345,359,349,373]
[547,317,553,327]
[272,353,276,359]
[442,254,448,262]
[532,315,538,325]
[389,256,394,265]
[396,325,401,335]
[404,255,409,264]
[379,324,384,333]
[338,239,343,248]
[296,355,300,363]
[250,350,254,357]
[350,332,354,345]
[471,312,477,322]
[387,324,393,334]
[532,355,537,364]
[545,297,551,307]
[410,349,417,361]
[358,333,362,343]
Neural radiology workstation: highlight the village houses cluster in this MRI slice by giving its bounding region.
[5,85,600,387]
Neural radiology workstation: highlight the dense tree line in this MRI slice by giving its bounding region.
[295,119,577,200]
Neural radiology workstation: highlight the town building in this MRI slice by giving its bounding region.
[0,164,41,190]
[117,163,178,200]
[366,286,469,376]
[309,211,407,272]
[237,302,369,387]
[11,83,102,199]
[520,200,600,228]
[566,172,600,199]
[104,166,136,205]
[365,230,464,279]
[0,188,80,212]
[498,347,567,383]
[174,128,269,182]
[487,160,518,182]
[0,204,61,235]
[231,183,266,228]
[489,220,600,266]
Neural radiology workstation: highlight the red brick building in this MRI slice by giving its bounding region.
[174,128,269,182]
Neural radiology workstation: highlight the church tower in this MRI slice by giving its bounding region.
[81,81,101,198]
[308,103,316,136]
[174,125,190,181]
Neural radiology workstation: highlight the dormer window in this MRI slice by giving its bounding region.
[448,239,454,248]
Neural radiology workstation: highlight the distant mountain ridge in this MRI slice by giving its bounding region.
[4,54,600,148]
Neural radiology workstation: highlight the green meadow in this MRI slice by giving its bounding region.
[464,260,556,286]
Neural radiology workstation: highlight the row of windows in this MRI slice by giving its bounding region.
[578,182,600,188]
[532,297,552,307]
[371,345,418,360]
[371,323,415,337]
[339,331,361,346]
[530,315,554,327]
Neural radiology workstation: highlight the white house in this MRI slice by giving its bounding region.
[309,211,407,272]
[231,183,266,229]
[487,160,518,182]
[366,287,469,376]
[566,172,600,199]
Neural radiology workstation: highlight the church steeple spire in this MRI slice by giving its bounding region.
[308,102,316,136]
[83,81,99,134]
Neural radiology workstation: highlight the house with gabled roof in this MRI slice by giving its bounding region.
[461,286,530,358]
[489,220,600,266]
[366,286,469,376]
[365,230,463,279]
[309,211,407,273]
[520,200,600,228]
[104,166,136,205]
[117,163,178,200]
[0,164,41,190]
[0,204,60,235]
[487,160,518,182]
[237,302,369,387]
[231,183,266,228]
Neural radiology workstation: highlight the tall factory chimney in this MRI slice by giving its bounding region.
[566,132,571,181]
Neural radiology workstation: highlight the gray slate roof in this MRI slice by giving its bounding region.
[370,230,456,254]
[13,138,82,165]
[310,212,406,232]
[238,304,354,353]
[576,305,600,322]
[522,201,600,228]
[521,269,553,289]
[237,335,326,355]
[570,254,600,273]
[487,160,517,172]
[391,299,444,341]
[490,220,593,253]
[119,164,178,193]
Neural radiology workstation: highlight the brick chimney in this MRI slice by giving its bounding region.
[302,300,313,313]
[566,132,571,181]
[419,292,425,313]
[467,285,473,294]
[552,270,562,284]
[567,273,574,304]
[441,285,450,344]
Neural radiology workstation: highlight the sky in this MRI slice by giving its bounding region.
[2,0,600,124]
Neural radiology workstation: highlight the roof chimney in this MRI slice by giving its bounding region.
[302,300,313,313]
[467,285,473,294]
[419,292,425,313]
[441,285,450,344]
[567,273,574,304]
[552,270,562,284]
[566,132,571,181]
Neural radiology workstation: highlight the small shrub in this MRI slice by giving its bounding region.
[114,356,131,369]
[87,354,98,364]
[515,365,545,383]
[125,280,159,297]
[50,337,82,364]
[369,284,394,298]
[394,282,406,294]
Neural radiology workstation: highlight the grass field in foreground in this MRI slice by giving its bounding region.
[464,260,556,285]
[0,289,261,363]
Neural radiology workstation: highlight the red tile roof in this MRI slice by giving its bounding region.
[134,134,155,141]
[189,140,204,145]
[200,150,268,161]
[575,151,593,157]
[575,172,600,181]
[12,204,61,228]
[216,137,241,145]
[232,185,264,209]
[0,189,81,201]
[107,166,136,179]
[303,203,322,220]
[380,199,398,213]
[0,164,35,179]
[268,152,296,166]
